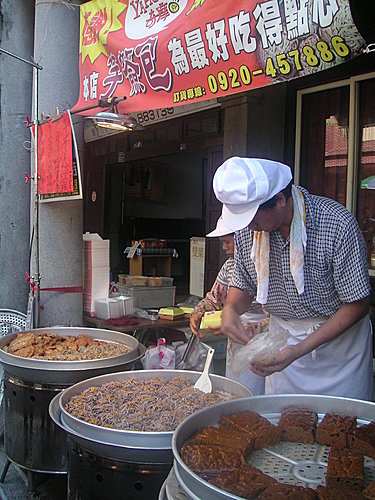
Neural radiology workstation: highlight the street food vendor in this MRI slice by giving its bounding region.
[190,215,269,395]
[213,157,373,400]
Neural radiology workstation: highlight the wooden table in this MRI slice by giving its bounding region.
[83,314,190,345]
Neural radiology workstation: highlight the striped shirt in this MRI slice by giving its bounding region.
[231,187,371,319]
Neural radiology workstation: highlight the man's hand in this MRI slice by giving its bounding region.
[219,287,255,344]
[221,306,251,344]
[250,344,301,376]
[189,312,204,338]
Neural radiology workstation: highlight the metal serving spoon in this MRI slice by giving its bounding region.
[194,347,215,393]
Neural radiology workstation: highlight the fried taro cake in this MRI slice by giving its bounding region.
[256,483,317,499]
[326,445,364,491]
[219,411,281,449]
[317,413,357,448]
[278,407,318,444]
[179,443,245,477]
[317,485,365,499]
[188,425,254,458]
[348,420,375,459]
[208,463,277,499]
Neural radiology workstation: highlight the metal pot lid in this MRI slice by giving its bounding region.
[54,370,252,451]
[172,394,375,500]
[0,327,145,384]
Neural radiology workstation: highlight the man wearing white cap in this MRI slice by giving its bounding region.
[213,157,373,400]
[189,214,269,395]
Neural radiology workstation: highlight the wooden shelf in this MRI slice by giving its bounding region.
[129,254,172,277]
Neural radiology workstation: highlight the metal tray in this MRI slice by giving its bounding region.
[49,370,252,464]
[172,394,375,500]
[0,327,145,384]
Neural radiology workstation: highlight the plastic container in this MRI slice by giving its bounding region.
[115,285,176,309]
[147,277,163,287]
[125,275,148,286]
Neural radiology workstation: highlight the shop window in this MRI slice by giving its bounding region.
[356,78,375,269]
[299,86,349,205]
[297,73,375,275]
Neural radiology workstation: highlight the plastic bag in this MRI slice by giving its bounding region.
[133,307,158,321]
[141,338,176,369]
[175,339,211,371]
[227,326,291,377]
[177,295,201,308]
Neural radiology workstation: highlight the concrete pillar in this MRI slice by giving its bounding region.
[220,84,287,162]
[33,0,84,326]
[0,0,34,313]
[220,93,261,160]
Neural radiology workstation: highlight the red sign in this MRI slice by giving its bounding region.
[38,113,73,194]
[73,0,365,115]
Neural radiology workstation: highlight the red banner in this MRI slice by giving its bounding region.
[37,113,73,194]
[73,0,365,115]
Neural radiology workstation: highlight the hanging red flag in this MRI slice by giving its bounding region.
[37,112,73,195]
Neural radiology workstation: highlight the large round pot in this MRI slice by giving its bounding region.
[49,369,253,465]
[0,326,146,474]
[0,326,145,385]
[172,394,375,500]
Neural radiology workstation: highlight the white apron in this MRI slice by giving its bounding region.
[225,312,266,396]
[265,314,373,401]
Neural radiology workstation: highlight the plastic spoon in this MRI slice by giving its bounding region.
[194,347,215,393]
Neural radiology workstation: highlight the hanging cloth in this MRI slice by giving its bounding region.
[251,186,307,304]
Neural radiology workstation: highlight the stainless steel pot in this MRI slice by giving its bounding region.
[50,369,252,465]
[0,327,146,474]
[0,326,146,384]
[172,394,375,500]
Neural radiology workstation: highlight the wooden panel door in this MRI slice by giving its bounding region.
[204,148,223,293]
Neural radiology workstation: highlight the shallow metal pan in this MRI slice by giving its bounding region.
[49,369,252,464]
[0,327,145,384]
[172,394,375,500]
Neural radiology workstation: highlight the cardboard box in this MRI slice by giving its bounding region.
[95,298,124,320]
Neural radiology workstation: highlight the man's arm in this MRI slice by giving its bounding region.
[251,297,370,376]
[220,287,255,343]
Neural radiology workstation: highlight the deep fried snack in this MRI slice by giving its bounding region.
[7,332,35,353]
[326,445,364,491]
[278,407,318,444]
[219,411,281,449]
[179,443,244,476]
[317,413,357,448]
[3,332,130,361]
[208,463,276,499]
[348,421,375,459]
[256,483,317,499]
[188,425,253,458]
